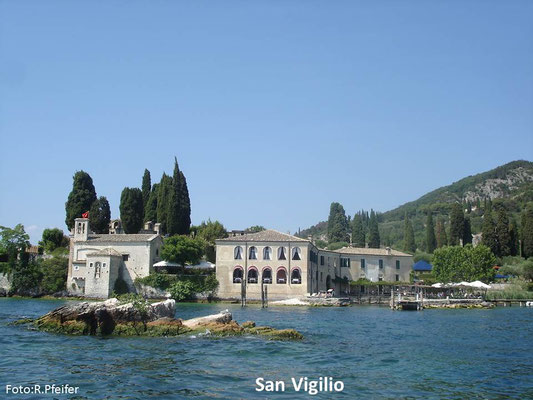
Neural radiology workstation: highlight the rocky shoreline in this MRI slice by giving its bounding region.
[12,298,303,340]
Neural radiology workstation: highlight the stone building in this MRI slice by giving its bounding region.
[67,218,163,298]
[215,230,413,300]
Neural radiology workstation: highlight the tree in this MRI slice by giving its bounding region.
[160,235,205,266]
[65,171,97,230]
[463,216,472,246]
[367,210,380,249]
[141,169,151,211]
[522,204,533,258]
[40,256,68,294]
[167,158,182,235]
[495,208,511,257]
[194,220,228,263]
[178,170,191,234]
[39,228,68,253]
[144,183,159,223]
[425,212,437,253]
[0,224,30,275]
[351,214,365,247]
[156,173,172,234]
[482,211,498,256]
[403,213,416,253]
[327,202,349,243]
[119,188,144,234]
[432,244,496,283]
[246,226,265,233]
[449,203,464,246]
[509,218,519,256]
[89,196,111,234]
[435,219,448,248]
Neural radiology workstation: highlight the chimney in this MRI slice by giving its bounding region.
[154,223,162,235]
[386,247,392,256]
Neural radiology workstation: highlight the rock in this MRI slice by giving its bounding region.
[182,310,232,329]
[242,321,256,328]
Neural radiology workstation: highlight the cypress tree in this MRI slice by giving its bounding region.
[463,217,472,246]
[167,158,183,236]
[156,173,172,234]
[119,187,144,234]
[144,183,159,223]
[482,211,498,256]
[141,169,151,211]
[509,218,519,257]
[351,214,366,247]
[449,203,465,246]
[425,212,437,253]
[65,171,97,230]
[436,219,448,248]
[327,202,349,243]
[178,170,191,234]
[522,205,533,259]
[403,213,416,253]
[89,196,111,234]
[367,210,380,249]
[495,208,512,257]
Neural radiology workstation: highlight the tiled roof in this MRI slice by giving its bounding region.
[87,248,123,257]
[336,247,412,257]
[85,234,159,243]
[216,230,310,243]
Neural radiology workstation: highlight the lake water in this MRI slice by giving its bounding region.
[1,298,532,399]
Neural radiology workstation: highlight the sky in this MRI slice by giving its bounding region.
[1,0,532,243]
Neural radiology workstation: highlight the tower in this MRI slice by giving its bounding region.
[73,218,89,241]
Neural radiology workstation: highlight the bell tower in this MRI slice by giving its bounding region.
[73,218,89,241]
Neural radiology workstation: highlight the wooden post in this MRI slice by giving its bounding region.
[261,280,265,308]
[265,285,268,308]
[241,276,246,307]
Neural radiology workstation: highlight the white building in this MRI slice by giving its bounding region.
[67,218,163,298]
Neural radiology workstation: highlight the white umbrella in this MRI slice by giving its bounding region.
[467,280,491,289]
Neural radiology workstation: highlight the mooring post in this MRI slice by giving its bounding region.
[241,276,246,307]
[261,280,265,308]
[265,285,268,308]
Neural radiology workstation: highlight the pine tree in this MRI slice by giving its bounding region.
[481,211,498,256]
[495,208,512,257]
[144,183,159,223]
[367,210,380,249]
[65,171,97,230]
[449,203,465,246]
[463,217,472,246]
[119,187,144,234]
[327,202,349,243]
[141,169,151,211]
[167,158,183,236]
[403,213,416,253]
[156,173,172,234]
[351,214,365,247]
[89,196,111,234]
[436,219,448,248]
[425,212,437,253]
[522,205,533,259]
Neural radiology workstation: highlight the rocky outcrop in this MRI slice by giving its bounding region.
[24,298,303,340]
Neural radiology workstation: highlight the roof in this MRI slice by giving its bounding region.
[84,234,159,243]
[216,229,309,243]
[413,260,433,271]
[87,248,123,257]
[336,247,413,257]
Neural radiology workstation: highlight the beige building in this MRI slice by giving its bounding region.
[67,218,163,298]
[215,230,413,300]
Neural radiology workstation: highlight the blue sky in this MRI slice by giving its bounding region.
[1,0,532,243]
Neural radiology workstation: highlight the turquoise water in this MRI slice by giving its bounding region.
[1,299,532,399]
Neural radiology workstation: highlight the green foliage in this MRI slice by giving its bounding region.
[522,204,533,258]
[11,253,42,293]
[432,244,496,283]
[89,196,111,234]
[39,256,68,294]
[367,210,380,249]
[413,251,433,263]
[314,239,327,249]
[495,208,512,257]
[435,218,448,248]
[327,202,350,243]
[119,187,144,234]
[500,259,533,281]
[113,277,129,295]
[425,212,437,253]
[463,216,472,246]
[327,241,349,251]
[193,220,228,263]
[144,183,159,223]
[482,211,499,255]
[449,203,464,246]
[160,235,205,266]
[65,171,97,230]
[39,228,68,253]
[247,225,266,233]
[0,224,30,275]
[168,280,196,302]
[141,169,151,211]
[403,213,416,253]
[156,173,172,234]
[351,214,365,247]
[115,293,149,318]
[136,272,177,290]
[167,158,191,236]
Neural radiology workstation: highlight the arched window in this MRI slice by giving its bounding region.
[291,269,301,284]
[263,247,272,260]
[234,246,243,260]
[233,267,243,283]
[292,247,301,260]
[262,267,272,284]
[249,246,257,260]
[277,247,286,260]
[248,267,258,284]
[276,268,287,284]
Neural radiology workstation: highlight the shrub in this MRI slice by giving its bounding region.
[40,256,68,294]
[169,281,196,302]
[113,277,129,295]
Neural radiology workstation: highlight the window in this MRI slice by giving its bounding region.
[378,275,383,281]
[276,268,287,284]
[122,254,129,261]
[320,256,324,266]
[248,268,258,284]
[396,260,400,270]
[89,262,93,268]
[263,247,272,260]
[292,247,301,260]
[249,246,257,260]
[156,249,159,256]
[262,268,272,284]
[234,246,243,260]
[379,259,383,269]
[74,265,79,271]
[361,259,366,269]
[395,274,400,282]
[341,258,350,268]
[103,263,107,268]
[233,267,243,283]
[278,247,286,260]
[291,269,302,284]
